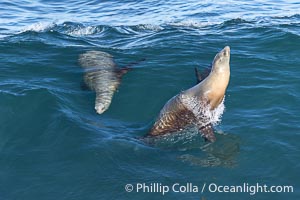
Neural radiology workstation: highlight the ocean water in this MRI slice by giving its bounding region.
[1,0,300,199]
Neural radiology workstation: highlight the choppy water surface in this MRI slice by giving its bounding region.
[0,0,300,199]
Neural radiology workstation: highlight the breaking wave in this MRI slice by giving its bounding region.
[21,22,57,33]
[10,13,300,39]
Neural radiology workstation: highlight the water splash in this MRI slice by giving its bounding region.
[181,94,225,127]
[208,98,225,126]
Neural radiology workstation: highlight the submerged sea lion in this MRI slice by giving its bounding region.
[79,51,129,114]
[148,46,231,142]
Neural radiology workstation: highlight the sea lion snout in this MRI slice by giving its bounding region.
[222,46,230,57]
[213,46,230,66]
[95,104,106,114]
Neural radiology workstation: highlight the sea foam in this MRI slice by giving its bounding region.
[21,22,56,33]
[181,94,225,127]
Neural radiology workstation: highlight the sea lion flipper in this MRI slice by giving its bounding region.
[198,124,216,142]
[123,58,146,69]
[194,66,212,84]
[117,58,146,78]
[195,67,203,84]
[117,67,131,78]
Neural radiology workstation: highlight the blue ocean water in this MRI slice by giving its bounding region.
[1,0,300,199]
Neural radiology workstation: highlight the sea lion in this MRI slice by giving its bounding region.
[79,51,129,114]
[148,46,231,142]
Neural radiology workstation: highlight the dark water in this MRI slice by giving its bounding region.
[1,0,300,199]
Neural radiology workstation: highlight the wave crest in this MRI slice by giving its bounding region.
[62,23,105,36]
[21,22,56,33]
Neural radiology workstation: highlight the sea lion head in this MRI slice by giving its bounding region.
[95,99,111,114]
[95,104,107,114]
[212,46,230,73]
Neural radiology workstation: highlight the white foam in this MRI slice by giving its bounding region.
[21,22,56,32]
[65,25,101,36]
[208,98,225,126]
[168,19,216,28]
[181,94,225,127]
[136,24,164,31]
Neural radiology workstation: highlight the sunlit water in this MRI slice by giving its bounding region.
[0,0,300,199]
